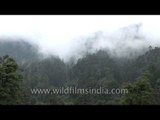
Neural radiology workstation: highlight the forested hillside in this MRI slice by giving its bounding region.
[0,40,160,105]
[0,39,39,63]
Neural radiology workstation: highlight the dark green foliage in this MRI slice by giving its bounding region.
[71,50,117,88]
[122,73,153,105]
[0,55,23,104]
[23,56,67,88]
[1,40,160,105]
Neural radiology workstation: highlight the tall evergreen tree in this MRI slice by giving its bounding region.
[0,55,23,104]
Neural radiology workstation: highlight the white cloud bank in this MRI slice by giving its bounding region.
[0,15,160,60]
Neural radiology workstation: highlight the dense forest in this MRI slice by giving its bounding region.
[0,39,160,105]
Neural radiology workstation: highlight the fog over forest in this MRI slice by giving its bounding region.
[0,22,160,62]
[1,16,160,105]
[0,16,160,61]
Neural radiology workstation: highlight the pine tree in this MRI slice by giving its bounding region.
[0,55,23,104]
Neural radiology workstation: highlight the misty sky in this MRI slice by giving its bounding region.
[0,15,160,59]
